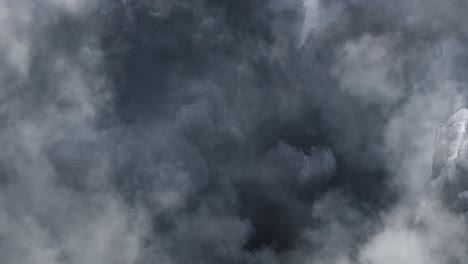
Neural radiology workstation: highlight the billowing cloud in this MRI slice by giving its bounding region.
[1,0,468,263]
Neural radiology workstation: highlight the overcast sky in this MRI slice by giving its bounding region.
[1,0,468,263]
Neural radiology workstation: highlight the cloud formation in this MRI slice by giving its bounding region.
[1,0,468,263]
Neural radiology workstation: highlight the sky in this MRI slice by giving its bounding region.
[1,0,468,263]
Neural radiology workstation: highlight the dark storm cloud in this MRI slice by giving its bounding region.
[1,0,468,263]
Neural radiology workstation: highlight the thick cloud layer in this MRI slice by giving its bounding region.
[1,0,468,263]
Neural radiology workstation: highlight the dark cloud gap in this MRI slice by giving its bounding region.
[97,0,398,256]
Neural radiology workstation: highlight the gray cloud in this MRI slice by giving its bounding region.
[1,0,468,263]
